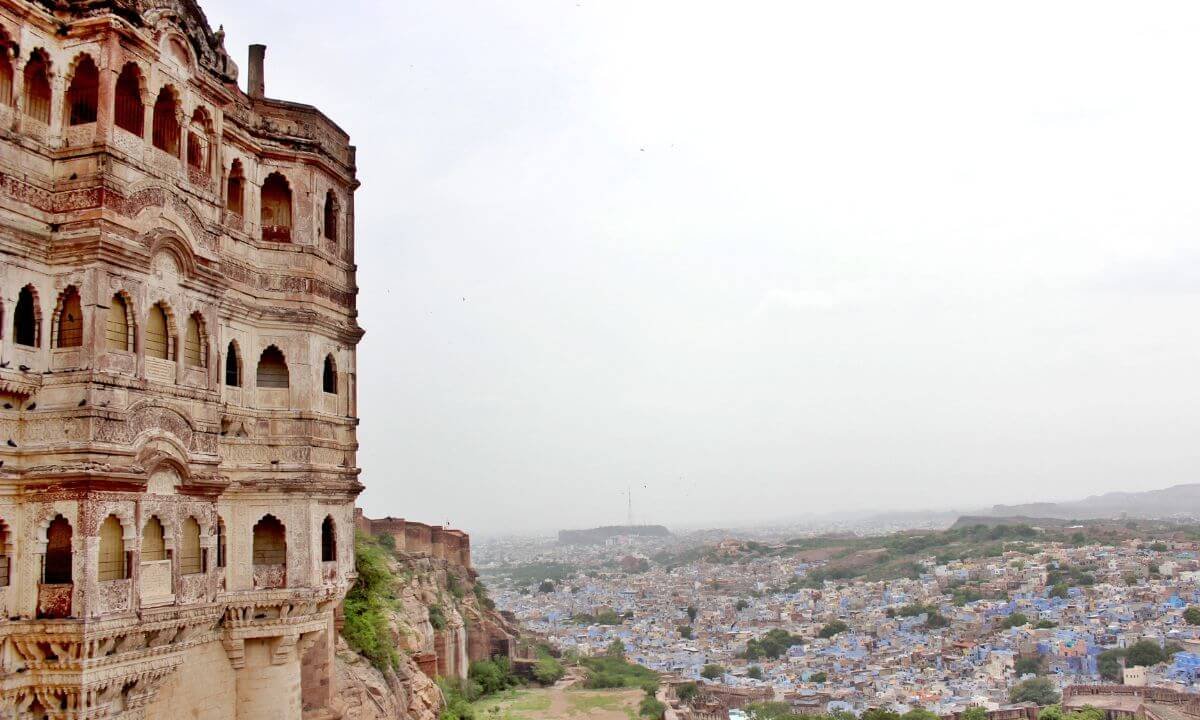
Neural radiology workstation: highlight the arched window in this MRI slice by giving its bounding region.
[323,190,338,241]
[141,516,166,562]
[0,519,9,587]
[55,286,83,348]
[256,345,289,388]
[146,303,171,360]
[114,63,143,136]
[184,312,206,368]
[321,516,336,563]
[44,515,73,584]
[106,293,133,351]
[14,285,38,347]
[322,354,337,394]
[216,517,226,568]
[180,517,202,575]
[187,107,210,171]
[225,341,242,386]
[260,172,292,242]
[23,50,51,124]
[252,515,286,566]
[0,45,13,106]
[98,514,128,581]
[67,55,99,125]
[151,86,179,155]
[226,160,244,215]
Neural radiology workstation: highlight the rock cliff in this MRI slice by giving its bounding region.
[329,529,518,720]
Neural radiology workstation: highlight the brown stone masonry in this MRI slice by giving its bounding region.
[0,1,363,718]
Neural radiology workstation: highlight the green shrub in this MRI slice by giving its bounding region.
[640,696,666,719]
[468,657,520,696]
[429,604,447,630]
[580,655,659,689]
[343,533,399,670]
[533,656,565,685]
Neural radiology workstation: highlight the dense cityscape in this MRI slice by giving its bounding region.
[481,520,1200,717]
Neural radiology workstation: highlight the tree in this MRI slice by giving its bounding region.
[640,696,666,720]
[819,621,849,639]
[862,709,901,720]
[1035,620,1057,629]
[1097,649,1124,681]
[687,605,699,622]
[1015,656,1043,677]
[1125,639,1170,668]
[538,580,555,593]
[678,625,693,640]
[1185,607,1200,626]
[534,656,566,685]
[743,629,804,660]
[700,664,725,680]
[677,683,699,703]
[736,599,750,611]
[962,708,988,720]
[1001,613,1029,629]
[747,666,764,680]
[902,710,938,720]
[1010,677,1060,705]
[606,639,626,658]
[1049,583,1069,599]
[810,671,827,683]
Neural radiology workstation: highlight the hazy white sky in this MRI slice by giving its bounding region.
[203,0,1200,535]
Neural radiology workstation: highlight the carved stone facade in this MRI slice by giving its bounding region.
[0,1,362,718]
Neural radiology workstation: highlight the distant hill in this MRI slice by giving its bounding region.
[558,525,671,545]
[952,515,1074,529]
[985,483,1200,520]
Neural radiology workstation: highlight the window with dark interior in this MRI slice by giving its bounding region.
[256,345,289,388]
[56,287,83,348]
[23,51,51,124]
[323,190,338,241]
[152,86,179,155]
[321,516,336,562]
[114,63,143,136]
[323,354,337,394]
[43,515,73,584]
[260,172,292,241]
[67,55,99,125]
[225,341,241,386]
[14,285,37,347]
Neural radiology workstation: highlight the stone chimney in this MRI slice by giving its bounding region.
[248,44,266,98]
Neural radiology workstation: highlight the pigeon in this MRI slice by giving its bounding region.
[25,402,35,411]
[18,365,28,372]
[2,404,10,410]
[77,398,86,407]
[0,361,8,368]
[6,439,15,447]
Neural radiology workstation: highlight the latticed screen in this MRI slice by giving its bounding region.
[114,65,143,135]
[185,317,205,367]
[98,515,126,581]
[179,518,202,575]
[23,58,50,124]
[68,57,99,126]
[141,517,166,562]
[146,305,170,359]
[106,296,130,351]
[57,290,83,348]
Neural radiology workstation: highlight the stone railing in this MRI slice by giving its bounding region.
[1064,686,1200,718]
[354,510,472,570]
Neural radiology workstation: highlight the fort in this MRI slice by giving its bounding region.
[0,0,363,717]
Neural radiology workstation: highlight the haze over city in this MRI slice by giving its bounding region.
[202,0,1200,534]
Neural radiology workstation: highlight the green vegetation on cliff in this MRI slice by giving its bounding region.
[343,532,400,670]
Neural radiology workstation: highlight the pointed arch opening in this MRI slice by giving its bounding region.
[256,345,289,389]
[106,292,134,351]
[225,340,242,387]
[43,515,73,584]
[141,516,166,562]
[114,62,144,136]
[151,85,180,155]
[322,354,337,394]
[184,312,207,368]
[187,106,211,172]
[53,285,83,348]
[23,50,51,124]
[180,516,202,575]
[252,514,287,589]
[0,39,14,106]
[323,190,339,242]
[67,54,99,125]
[226,159,245,215]
[261,172,292,242]
[14,284,39,347]
[321,515,337,563]
[98,514,129,581]
[145,302,173,360]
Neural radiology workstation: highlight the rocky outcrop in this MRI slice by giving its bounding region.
[332,534,519,720]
